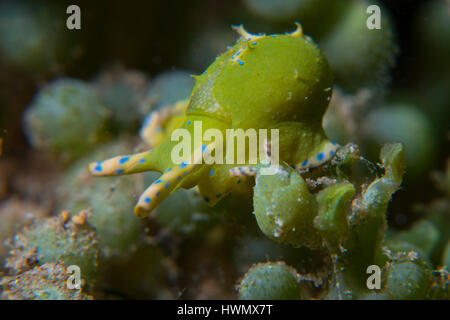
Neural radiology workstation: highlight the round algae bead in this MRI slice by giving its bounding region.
[24,79,109,161]
[238,261,300,300]
[385,261,432,300]
[59,139,145,257]
[365,104,436,179]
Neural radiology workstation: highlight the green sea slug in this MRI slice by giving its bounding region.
[89,24,338,217]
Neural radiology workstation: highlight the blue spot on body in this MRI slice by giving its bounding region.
[138,158,147,164]
[317,152,325,161]
[252,41,257,45]
[144,197,151,204]
[155,179,163,184]
[119,156,130,164]
[167,168,172,172]
[179,161,188,169]
[156,191,161,197]
[164,182,170,189]
[237,179,241,184]
[264,184,268,188]
[238,60,244,66]
[187,121,191,125]
[331,141,336,145]
[202,144,207,153]
[209,169,215,176]
[329,150,335,157]
[115,169,124,174]
[94,162,102,172]
[142,114,153,127]
[301,159,308,167]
